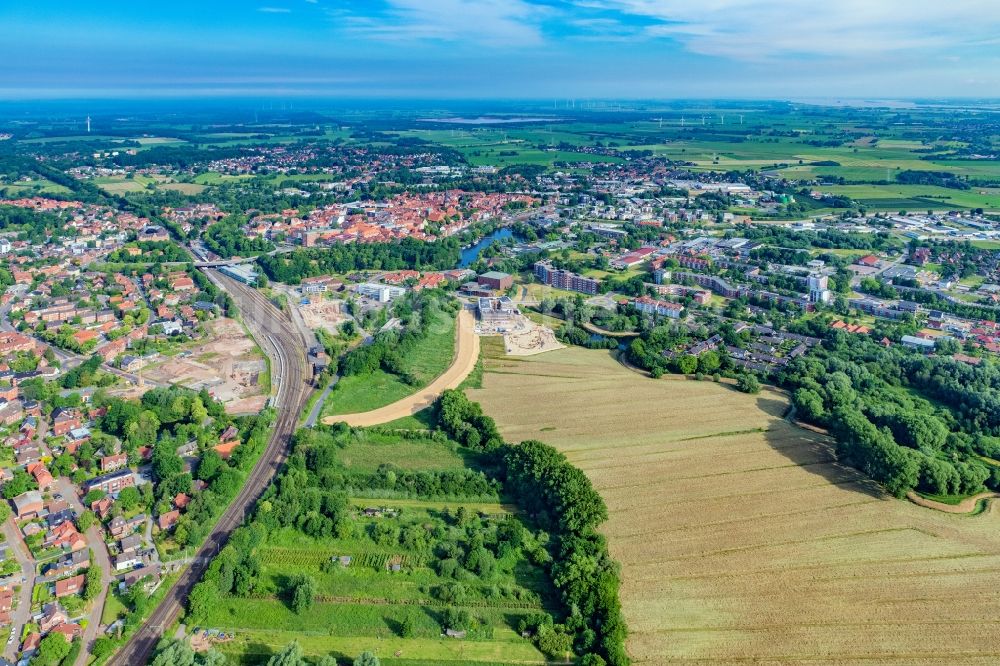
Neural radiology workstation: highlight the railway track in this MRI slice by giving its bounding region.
[108,269,311,666]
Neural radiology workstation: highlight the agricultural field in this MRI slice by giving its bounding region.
[159,182,207,195]
[91,174,158,194]
[192,171,256,185]
[388,111,1000,211]
[472,346,1000,664]
[0,178,73,196]
[194,429,553,666]
[822,184,1000,211]
[322,307,457,417]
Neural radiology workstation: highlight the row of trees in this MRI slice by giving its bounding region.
[504,440,626,666]
[435,390,627,666]
[151,637,380,666]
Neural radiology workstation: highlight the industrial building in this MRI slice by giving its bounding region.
[218,264,259,286]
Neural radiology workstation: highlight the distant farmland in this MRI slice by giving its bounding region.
[472,346,1000,664]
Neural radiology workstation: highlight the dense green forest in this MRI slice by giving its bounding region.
[257,238,461,284]
[781,327,1000,498]
[203,215,275,258]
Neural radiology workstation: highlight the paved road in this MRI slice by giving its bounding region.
[2,518,34,662]
[106,269,311,666]
[304,380,336,428]
[54,478,116,666]
[323,309,479,427]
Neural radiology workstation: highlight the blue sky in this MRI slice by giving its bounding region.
[2,1,999,99]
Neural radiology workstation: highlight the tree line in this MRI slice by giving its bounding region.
[257,237,461,284]
[436,390,627,666]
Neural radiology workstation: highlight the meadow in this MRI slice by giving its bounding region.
[198,430,552,666]
[0,179,73,196]
[822,184,1000,210]
[322,308,457,417]
[472,346,1000,664]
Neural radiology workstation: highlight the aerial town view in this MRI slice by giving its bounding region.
[0,2,999,665]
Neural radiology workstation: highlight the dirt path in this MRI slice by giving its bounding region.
[906,490,1000,514]
[323,309,479,427]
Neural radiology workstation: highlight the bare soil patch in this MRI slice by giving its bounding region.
[143,318,267,414]
[298,297,348,334]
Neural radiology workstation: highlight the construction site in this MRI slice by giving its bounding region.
[296,295,350,334]
[141,318,269,414]
[474,297,563,356]
[502,319,564,356]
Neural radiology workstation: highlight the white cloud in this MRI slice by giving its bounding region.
[258,6,292,13]
[344,0,545,47]
[584,0,1000,59]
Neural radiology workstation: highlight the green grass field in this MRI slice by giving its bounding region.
[823,184,1000,210]
[192,172,256,185]
[0,179,73,196]
[214,630,546,666]
[322,310,456,416]
[379,408,438,431]
[334,432,469,473]
[198,431,551,666]
[92,174,158,194]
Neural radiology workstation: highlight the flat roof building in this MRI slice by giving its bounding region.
[534,261,600,295]
[355,283,406,303]
[477,271,513,291]
[218,264,259,286]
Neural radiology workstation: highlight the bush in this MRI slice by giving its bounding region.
[736,374,761,394]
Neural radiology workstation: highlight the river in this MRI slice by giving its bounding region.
[458,227,515,268]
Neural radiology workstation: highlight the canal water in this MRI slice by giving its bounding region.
[458,227,515,268]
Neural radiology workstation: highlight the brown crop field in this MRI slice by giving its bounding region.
[471,346,1000,665]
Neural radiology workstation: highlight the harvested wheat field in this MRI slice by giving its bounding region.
[471,345,1000,665]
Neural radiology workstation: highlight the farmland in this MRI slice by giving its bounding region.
[383,106,1000,211]
[472,346,1000,664]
